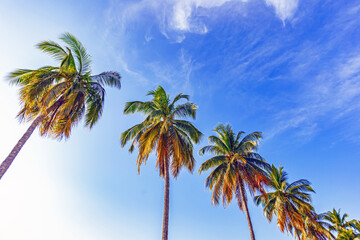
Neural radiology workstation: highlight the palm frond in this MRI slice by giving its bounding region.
[198,156,227,174]
[59,48,77,73]
[91,71,121,89]
[172,102,197,119]
[124,101,155,115]
[173,120,202,143]
[169,93,189,109]
[199,145,226,156]
[36,40,67,61]
[60,32,92,74]
[84,87,104,128]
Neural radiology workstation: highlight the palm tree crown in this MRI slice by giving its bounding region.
[254,165,315,237]
[337,229,360,240]
[324,209,352,233]
[9,32,121,139]
[296,213,334,240]
[120,85,202,177]
[323,209,360,239]
[199,123,268,206]
[198,123,269,240]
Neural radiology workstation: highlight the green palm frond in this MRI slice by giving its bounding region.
[199,145,226,156]
[91,71,121,89]
[173,120,201,143]
[124,101,155,115]
[169,93,190,109]
[198,156,227,173]
[207,135,229,153]
[84,85,104,129]
[120,122,146,148]
[323,208,354,236]
[205,164,226,189]
[60,32,92,74]
[172,102,197,119]
[60,48,77,73]
[36,40,67,61]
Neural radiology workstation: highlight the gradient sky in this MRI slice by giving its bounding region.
[0,0,360,239]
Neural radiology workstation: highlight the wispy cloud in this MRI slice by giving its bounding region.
[264,3,360,140]
[266,49,360,141]
[144,48,197,94]
[107,0,299,42]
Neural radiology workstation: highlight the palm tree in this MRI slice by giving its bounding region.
[324,209,352,234]
[0,33,121,180]
[198,123,269,240]
[295,213,334,240]
[324,209,360,239]
[337,229,360,240]
[350,220,360,234]
[120,86,202,240]
[254,165,315,238]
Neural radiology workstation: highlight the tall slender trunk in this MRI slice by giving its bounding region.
[239,179,256,240]
[161,160,170,240]
[0,114,45,180]
[0,97,65,181]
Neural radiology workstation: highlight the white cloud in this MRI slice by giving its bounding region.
[107,0,299,42]
[338,53,360,79]
[171,1,192,31]
[168,0,298,33]
[169,0,235,32]
[265,0,299,22]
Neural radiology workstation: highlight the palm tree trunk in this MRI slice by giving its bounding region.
[162,160,170,240]
[0,97,65,181]
[239,179,256,240]
[0,114,45,180]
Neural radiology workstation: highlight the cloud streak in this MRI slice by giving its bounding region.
[264,3,360,140]
[107,0,299,42]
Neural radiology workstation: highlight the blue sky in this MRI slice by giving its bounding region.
[0,0,359,239]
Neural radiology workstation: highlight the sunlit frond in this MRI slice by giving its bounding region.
[60,32,92,74]
[124,101,155,115]
[36,40,67,61]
